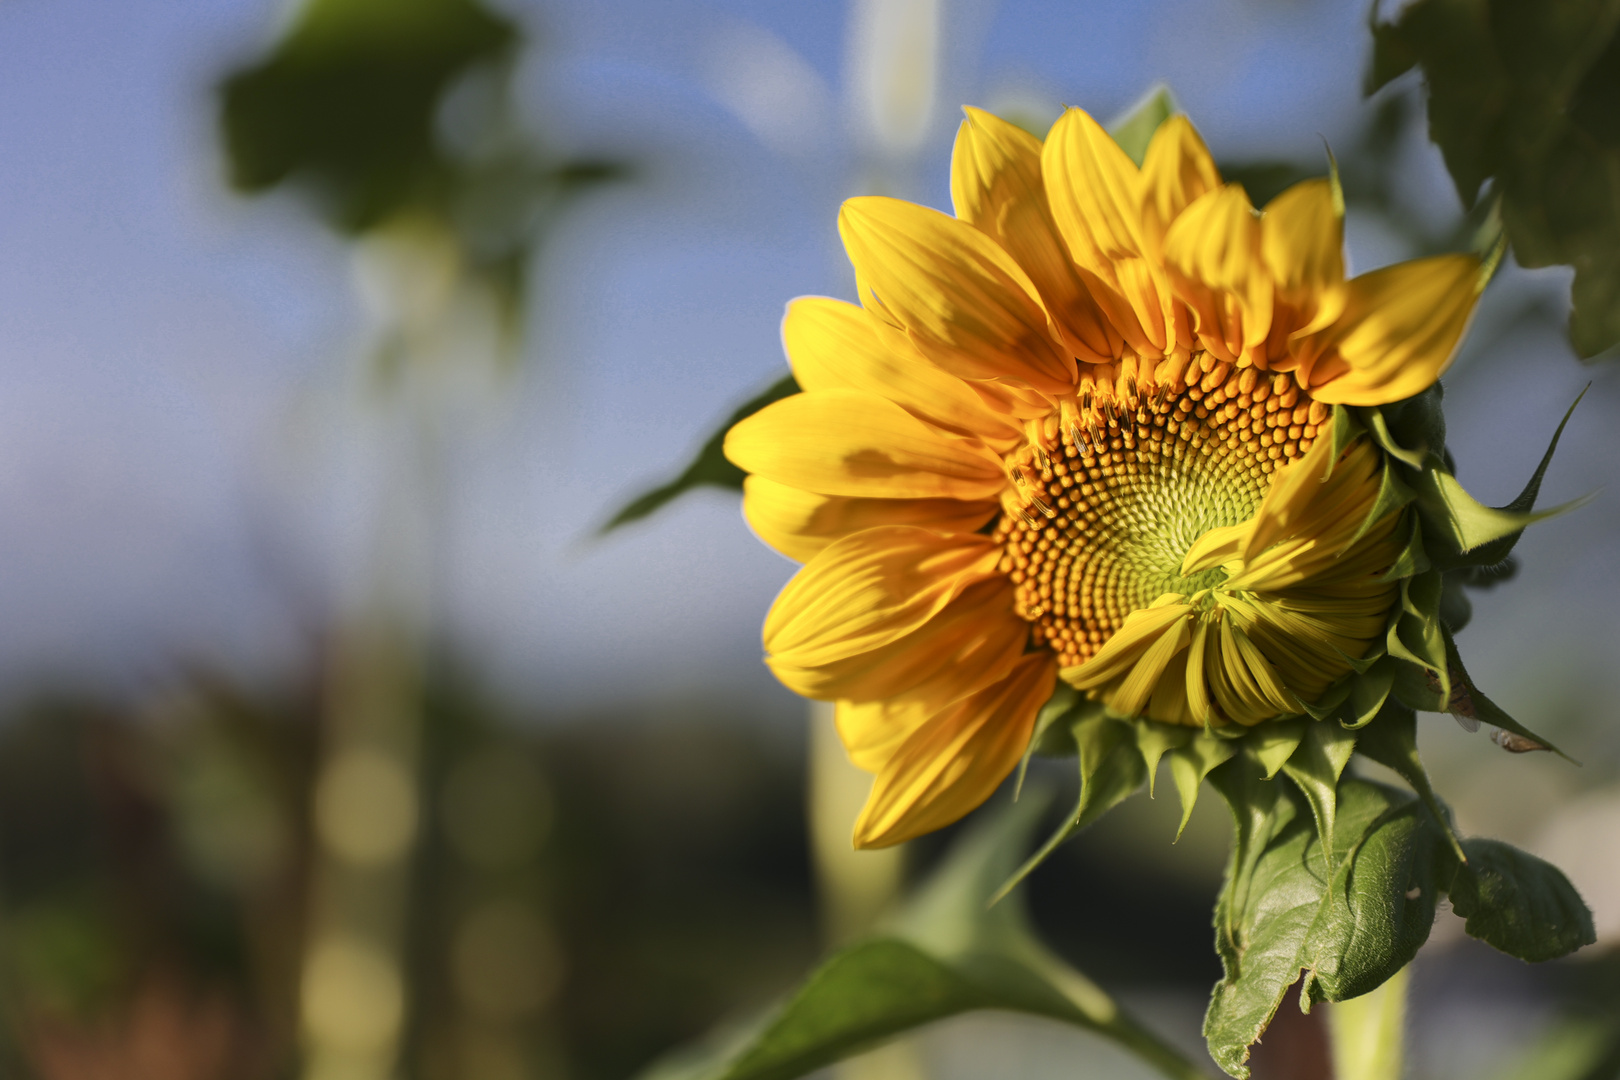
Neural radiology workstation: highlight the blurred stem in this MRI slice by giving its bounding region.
[1327,964,1408,1080]
[807,701,924,1080]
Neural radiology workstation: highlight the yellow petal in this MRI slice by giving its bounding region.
[1139,114,1220,251]
[1163,184,1272,364]
[838,196,1076,394]
[951,107,1121,363]
[1060,599,1192,690]
[725,388,1007,501]
[742,475,996,563]
[769,578,1023,704]
[853,653,1054,848]
[1303,253,1483,406]
[783,296,1021,449]
[1262,178,1345,302]
[1042,106,1175,355]
[763,527,1002,670]
[836,697,928,773]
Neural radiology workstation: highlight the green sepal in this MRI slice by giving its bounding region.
[1300,672,1353,721]
[1437,571,1473,632]
[1338,656,1395,730]
[1107,84,1175,166]
[1386,570,1449,711]
[1327,404,1364,470]
[1246,718,1305,779]
[1453,384,1589,568]
[1133,719,1192,797]
[1357,406,1428,470]
[1279,721,1357,859]
[1449,839,1596,963]
[993,711,1146,903]
[1377,511,1430,583]
[1410,465,1579,569]
[1014,684,1086,798]
[1441,627,1572,761]
[1167,731,1237,840]
[1353,701,1465,863]
[1366,384,1446,465]
[1348,458,1417,549]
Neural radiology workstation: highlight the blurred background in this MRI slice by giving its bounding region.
[0,0,1616,1077]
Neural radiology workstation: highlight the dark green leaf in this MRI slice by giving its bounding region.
[1352,701,1465,862]
[1450,839,1596,962]
[601,375,801,532]
[1368,0,1620,356]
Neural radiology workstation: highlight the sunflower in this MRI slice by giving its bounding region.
[725,106,1486,848]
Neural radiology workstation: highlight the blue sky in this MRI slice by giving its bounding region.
[0,0,1615,774]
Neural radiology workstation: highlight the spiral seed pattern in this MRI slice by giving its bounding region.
[993,356,1329,669]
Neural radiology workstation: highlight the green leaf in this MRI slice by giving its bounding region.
[1450,839,1596,962]
[601,374,801,532]
[1203,771,1452,1079]
[1108,84,1176,166]
[640,794,1212,1080]
[1367,0,1620,356]
[1351,702,1465,863]
[994,712,1146,902]
[1341,657,1395,730]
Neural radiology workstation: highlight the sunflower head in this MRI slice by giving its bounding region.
[726,102,1558,851]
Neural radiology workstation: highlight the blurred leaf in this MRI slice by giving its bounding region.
[1450,839,1596,962]
[639,794,1212,1080]
[221,0,518,231]
[1368,0,1620,356]
[1109,85,1175,166]
[601,375,800,533]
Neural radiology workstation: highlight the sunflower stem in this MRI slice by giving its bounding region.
[1326,963,1408,1080]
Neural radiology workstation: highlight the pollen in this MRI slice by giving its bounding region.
[993,356,1323,668]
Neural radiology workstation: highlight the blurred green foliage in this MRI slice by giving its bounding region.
[220,0,627,332]
[1370,0,1620,357]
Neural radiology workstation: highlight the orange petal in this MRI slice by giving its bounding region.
[742,475,996,563]
[783,296,1021,449]
[853,653,1054,848]
[839,196,1076,394]
[725,388,1007,500]
[951,107,1121,363]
